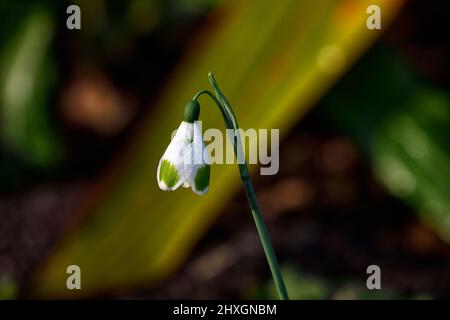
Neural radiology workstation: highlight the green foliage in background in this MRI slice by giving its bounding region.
[320,47,450,242]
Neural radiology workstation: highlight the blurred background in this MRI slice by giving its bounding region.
[0,0,449,299]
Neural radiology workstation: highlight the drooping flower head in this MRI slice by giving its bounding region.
[157,100,210,195]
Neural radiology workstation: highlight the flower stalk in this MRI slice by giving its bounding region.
[193,71,289,300]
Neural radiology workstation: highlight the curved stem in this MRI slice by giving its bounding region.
[192,90,232,130]
[193,73,289,300]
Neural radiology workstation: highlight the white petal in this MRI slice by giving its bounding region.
[186,122,210,195]
[192,121,210,165]
[157,122,193,191]
[157,156,184,191]
[173,121,194,143]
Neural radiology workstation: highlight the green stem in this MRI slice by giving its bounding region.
[192,90,232,129]
[193,72,289,300]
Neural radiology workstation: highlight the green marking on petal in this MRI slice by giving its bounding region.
[194,164,210,192]
[159,159,180,188]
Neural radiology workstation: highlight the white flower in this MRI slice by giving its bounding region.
[157,121,210,195]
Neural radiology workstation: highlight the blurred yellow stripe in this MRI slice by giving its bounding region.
[31,0,405,297]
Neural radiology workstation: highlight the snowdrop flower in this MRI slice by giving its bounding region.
[157,101,210,195]
[155,72,287,299]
